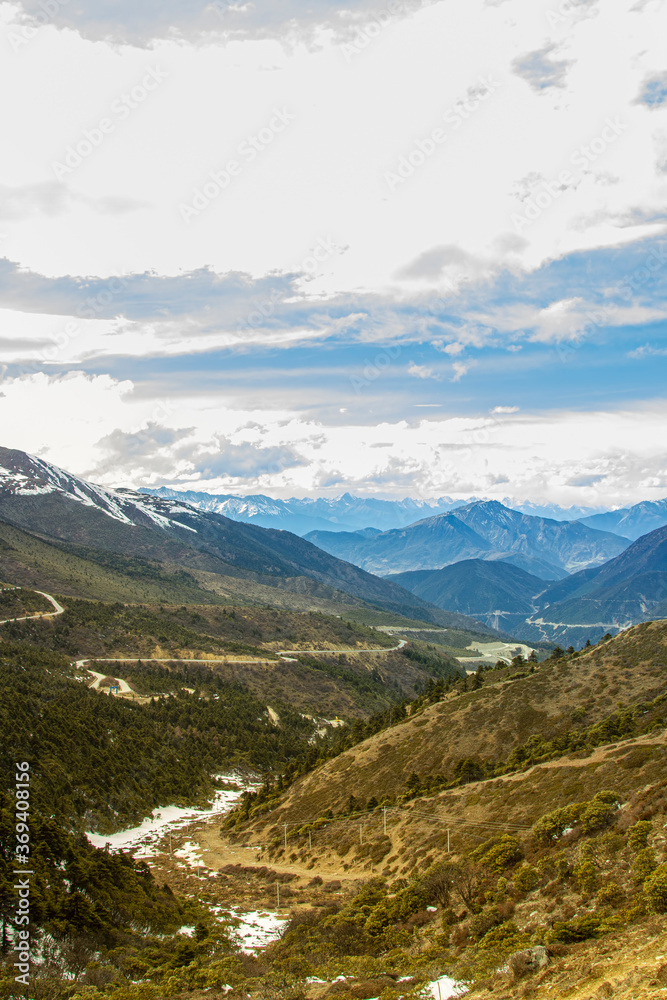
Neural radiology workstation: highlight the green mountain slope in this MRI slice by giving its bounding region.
[386,560,547,616]
[530,524,667,634]
[0,447,500,633]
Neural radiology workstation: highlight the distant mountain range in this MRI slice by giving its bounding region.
[139,487,609,536]
[304,500,629,579]
[5,447,667,651]
[579,498,667,540]
[389,526,667,648]
[531,523,667,631]
[0,446,495,633]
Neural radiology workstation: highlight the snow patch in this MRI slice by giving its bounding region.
[84,776,255,855]
[425,975,467,1000]
[227,908,289,952]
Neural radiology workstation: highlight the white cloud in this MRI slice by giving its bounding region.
[450,361,469,382]
[491,405,519,413]
[511,42,573,91]
[471,297,667,344]
[407,361,436,379]
[1,0,666,506]
[627,343,667,358]
[11,0,428,46]
[1,0,665,292]
[2,371,667,506]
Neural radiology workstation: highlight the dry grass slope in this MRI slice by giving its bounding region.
[240,621,667,826]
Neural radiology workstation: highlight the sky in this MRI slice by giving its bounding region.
[0,0,666,507]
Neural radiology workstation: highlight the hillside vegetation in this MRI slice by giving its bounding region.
[0,638,318,833]
[0,586,53,618]
[232,621,667,825]
[1,597,462,718]
[3,577,667,1000]
[253,740,667,1000]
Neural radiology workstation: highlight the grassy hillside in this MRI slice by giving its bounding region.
[255,738,667,999]
[231,621,667,825]
[2,596,462,718]
[0,518,497,641]
[1,476,500,627]
[0,519,227,605]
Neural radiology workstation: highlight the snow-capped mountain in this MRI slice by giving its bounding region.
[0,446,204,534]
[0,445,493,629]
[139,487,610,536]
[137,488,468,535]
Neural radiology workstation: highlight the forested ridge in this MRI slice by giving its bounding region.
[0,640,316,834]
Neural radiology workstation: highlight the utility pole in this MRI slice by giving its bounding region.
[308,830,312,851]
[276,883,280,908]
[383,807,387,835]
[359,824,363,845]
[283,823,288,849]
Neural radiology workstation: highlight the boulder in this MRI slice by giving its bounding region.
[509,946,551,980]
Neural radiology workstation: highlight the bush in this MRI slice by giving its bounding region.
[632,848,658,886]
[595,881,623,907]
[471,835,523,873]
[533,792,619,844]
[572,860,598,895]
[468,907,502,941]
[419,860,458,907]
[547,914,607,943]
[645,864,667,913]
[580,793,618,835]
[627,820,652,851]
[532,803,584,844]
[514,865,539,894]
[477,921,529,953]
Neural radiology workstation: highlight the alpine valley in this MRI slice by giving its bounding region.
[2,445,667,1000]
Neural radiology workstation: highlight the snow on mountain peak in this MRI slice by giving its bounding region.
[0,447,200,533]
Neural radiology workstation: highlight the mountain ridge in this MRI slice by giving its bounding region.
[579,496,667,540]
[304,499,629,578]
[0,445,498,634]
[387,559,547,618]
[139,486,612,535]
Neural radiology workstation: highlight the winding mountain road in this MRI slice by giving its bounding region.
[0,589,65,626]
[276,638,407,655]
[1,588,409,695]
[76,641,408,692]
